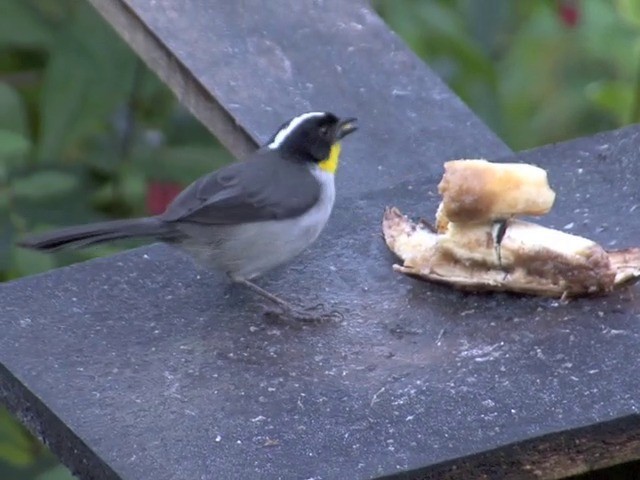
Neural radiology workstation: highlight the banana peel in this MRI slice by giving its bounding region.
[383,159,640,298]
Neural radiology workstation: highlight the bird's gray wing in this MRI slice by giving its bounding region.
[161,151,321,225]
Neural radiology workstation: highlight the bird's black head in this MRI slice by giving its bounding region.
[266,112,358,164]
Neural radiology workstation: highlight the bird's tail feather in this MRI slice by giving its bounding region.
[17,217,176,252]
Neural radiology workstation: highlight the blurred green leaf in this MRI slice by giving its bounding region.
[36,465,75,480]
[0,0,53,48]
[0,130,30,157]
[616,0,640,27]
[137,145,233,183]
[585,80,634,123]
[10,244,56,276]
[0,200,14,276]
[77,243,127,261]
[36,37,93,162]
[0,409,36,467]
[581,1,637,73]
[0,84,31,167]
[0,412,32,449]
[0,187,9,208]
[0,83,29,136]
[0,442,34,467]
[37,2,136,163]
[118,164,147,206]
[12,171,78,199]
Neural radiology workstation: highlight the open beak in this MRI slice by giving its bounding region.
[335,117,358,140]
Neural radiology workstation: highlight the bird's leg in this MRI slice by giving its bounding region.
[491,219,509,270]
[236,278,291,310]
[234,278,341,324]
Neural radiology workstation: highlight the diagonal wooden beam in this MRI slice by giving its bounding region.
[86,0,510,195]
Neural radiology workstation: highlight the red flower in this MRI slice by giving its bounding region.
[146,181,183,215]
[558,0,580,28]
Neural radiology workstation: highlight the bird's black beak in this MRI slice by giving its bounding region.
[335,117,358,140]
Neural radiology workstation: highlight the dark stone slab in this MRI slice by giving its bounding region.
[4,0,640,478]
[87,0,510,195]
[2,125,640,479]
[4,2,514,476]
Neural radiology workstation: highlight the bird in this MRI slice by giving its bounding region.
[18,111,358,322]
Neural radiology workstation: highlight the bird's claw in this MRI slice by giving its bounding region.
[265,302,344,325]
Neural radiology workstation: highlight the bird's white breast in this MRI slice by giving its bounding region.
[298,166,336,237]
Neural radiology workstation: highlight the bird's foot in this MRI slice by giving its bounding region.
[265,302,344,325]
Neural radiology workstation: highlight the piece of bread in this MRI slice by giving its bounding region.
[438,159,556,223]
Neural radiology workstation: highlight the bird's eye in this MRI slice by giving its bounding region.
[319,125,329,137]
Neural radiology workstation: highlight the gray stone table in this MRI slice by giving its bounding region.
[2,0,640,479]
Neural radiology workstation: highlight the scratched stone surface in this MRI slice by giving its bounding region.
[87,0,510,189]
[2,0,640,479]
[2,125,640,480]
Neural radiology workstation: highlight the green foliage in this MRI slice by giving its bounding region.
[0,408,36,468]
[36,465,75,480]
[0,0,233,284]
[374,0,640,149]
[0,407,68,480]
[617,0,640,27]
[0,129,30,157]
[12,171,79,199]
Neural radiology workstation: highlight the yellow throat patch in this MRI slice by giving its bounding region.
[318,143,341,174]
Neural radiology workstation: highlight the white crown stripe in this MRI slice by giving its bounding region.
[267,111,326,149]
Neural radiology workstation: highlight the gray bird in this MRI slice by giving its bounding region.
[18,111,358,321]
